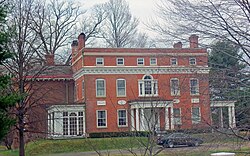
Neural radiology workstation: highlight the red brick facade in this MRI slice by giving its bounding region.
[71,33,211,134]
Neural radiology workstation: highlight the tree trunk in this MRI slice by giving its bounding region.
[19,110,25,156]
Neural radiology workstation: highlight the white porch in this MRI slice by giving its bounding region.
[47,105,85,138]
[210,101,236,129]
[129,100,173,131]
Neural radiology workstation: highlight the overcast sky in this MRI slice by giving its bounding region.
[81,0,158,33]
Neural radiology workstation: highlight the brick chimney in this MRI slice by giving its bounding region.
[78,33,86,51]
[71,40,78,56]
[45,54,54,66]
[189,34,199,48]
[173,42,182,48]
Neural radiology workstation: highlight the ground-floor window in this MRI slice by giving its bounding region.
[173,108,181,125]
[192,107,201,124]
[63,111,84,136]
[118,110,127,127]
[97,110,107,128]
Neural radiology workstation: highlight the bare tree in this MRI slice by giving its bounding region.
[151,0,250,65]
[96,0,140,47]
[30,0,83,59]
[149,0,250,139]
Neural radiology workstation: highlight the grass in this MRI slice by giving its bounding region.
[0,133,249,156]
[25,137,147,156]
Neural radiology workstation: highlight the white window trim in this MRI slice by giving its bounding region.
[190,78,199,95]
[96,110,107,128]
[191,107,201,124]
[150,58,157,65]
[189,57,196,65]
[117,109,128,127]
[173,108,182,125]
[170,78,180,96]
[138,75,158,97]
[171,58,178,66]
[96,58,104,66]
[96,79,106,97]
[116,79,126,97]
[116,57,124,66]
[137,58,144,66]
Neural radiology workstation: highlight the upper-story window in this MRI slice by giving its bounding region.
[189,57,196,65]
[96,79,106,97]
[117,58,124,66]
[171,58,178,66]
[117,79,126,97]
[150,58,157,65]
[96,58,104,66]
[170,78,180,96]
[190,79,199,95]
[137,58,144,65]
[138,75,158,96]
[82,80,84,97]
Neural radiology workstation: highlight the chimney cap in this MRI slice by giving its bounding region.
[78,33,86,39]
[71,40,78,47]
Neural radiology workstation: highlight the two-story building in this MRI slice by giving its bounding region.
[46,33,212,138]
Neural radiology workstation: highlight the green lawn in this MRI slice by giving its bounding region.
[0,133,249,156]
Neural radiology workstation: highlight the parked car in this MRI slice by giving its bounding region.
[157,133,203,148]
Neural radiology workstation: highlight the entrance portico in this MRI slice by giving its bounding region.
[129,100,173,131]
[210,101,236,129]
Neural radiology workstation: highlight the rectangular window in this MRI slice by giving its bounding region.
[118,110,127,126]
[173,108,181,125]
[192,107,201,124]
[190,79,199,95]
[170,78,180,96]
[117,58,124,65]
[96,79,106,97]
[82,80,84,98]
[189,58,196,65]
[150,58,157,65]
[117,79,126,97]
[171,58,178,65]
[137,58,144,65]
[97,110,107,128]
[96,58,104,66]
[63,112,68,135]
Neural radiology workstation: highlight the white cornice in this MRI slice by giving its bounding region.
[83,52,207,56]
[73,66,210,80]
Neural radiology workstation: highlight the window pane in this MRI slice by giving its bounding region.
[97,111,106,127]
[69,113,77,135]
[190,79,199,95]
[192,108,201,124]
[118,110,127,126]
[171,79,180,95]
[96,79,105,96]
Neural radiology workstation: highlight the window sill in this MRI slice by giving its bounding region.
[118,125,128,128]
[138,94,159,97]
[117,95,126,98]
[97,126,107,128]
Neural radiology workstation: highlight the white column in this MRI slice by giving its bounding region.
[228,106,232,128]
[131,109,135,131]
[232,106,236,128]
[170,107,174,130]
[140,109,145,131]
[165,107,169,130]
[135,108,139,131]
[220,107,224,128]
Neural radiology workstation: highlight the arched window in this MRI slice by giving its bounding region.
[138,75,158,96]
